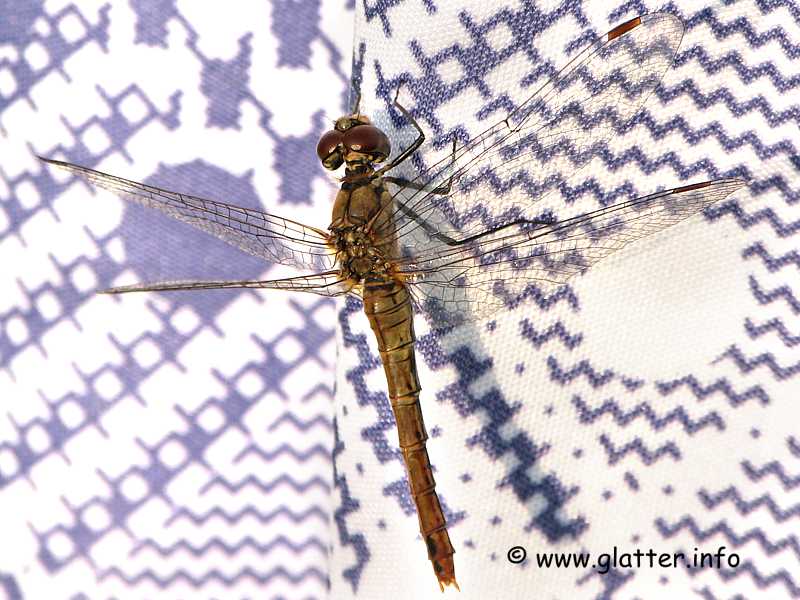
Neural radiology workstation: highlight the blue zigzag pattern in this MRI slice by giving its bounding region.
[681,8,800,59]
[744,317,800,348]
[199,473,331,495]
[656,516,800,561]
[742,459,800,490]
[97,565,327,587]
[164,505,328,527]
[267,412,334,433]
[547,357,645,390]
[675,44,800,91]
[636,109,798,158]
[519,319,583,349]
[755,0,800,26]
[717,345,800,380]
[655,375,770,406]
[749,275,800,313]
[743,242,800,272]
[571,395,725,434]
[687,562,799,598]
[234,442,331,463]
[611,0,800,39]
[711,200,800,239]
[129,535,327,557]
[699,486,800,523]
[598,433,681,465]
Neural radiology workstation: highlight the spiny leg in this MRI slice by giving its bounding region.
[350,87,362,115]
[384,138,458,195]
[377,84,428,176]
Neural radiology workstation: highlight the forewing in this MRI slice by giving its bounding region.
[40,157,336,272]
[374,13,684,254]
[399,179,746,326]
[101,271,353,297]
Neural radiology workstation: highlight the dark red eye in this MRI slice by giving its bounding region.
[343,125,390,159]
[316,129,343,160]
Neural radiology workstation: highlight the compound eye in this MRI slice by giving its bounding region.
[316,129,343,160]
[344,125,390,159]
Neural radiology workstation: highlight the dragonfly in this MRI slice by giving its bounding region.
[41,12,746,592]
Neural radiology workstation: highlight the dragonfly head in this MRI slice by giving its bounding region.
[316,115,391,171]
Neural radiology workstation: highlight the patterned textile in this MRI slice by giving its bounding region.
[1,2,350,599]
[331,1,800,599]
[2,1,798,600]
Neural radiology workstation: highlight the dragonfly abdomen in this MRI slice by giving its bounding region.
[362,278,458,591]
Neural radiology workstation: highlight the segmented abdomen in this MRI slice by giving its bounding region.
[362,277,457,589]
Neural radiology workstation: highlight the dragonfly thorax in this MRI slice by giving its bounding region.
[336,228,388,280]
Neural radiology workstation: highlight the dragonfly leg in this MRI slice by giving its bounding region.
[376,84,426,175]
[383,139,458,195]
[438,138,458,194]
[350,87,362,115]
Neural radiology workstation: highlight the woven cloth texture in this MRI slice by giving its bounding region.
[1,1,798,600]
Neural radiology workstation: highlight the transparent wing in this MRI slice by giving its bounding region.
[398,179,747,326]
[40,157,336,272]
[372,12,685,252]
[101,270,352,297]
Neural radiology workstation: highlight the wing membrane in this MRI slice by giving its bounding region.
[101,271,352,297]
[375,13,684,253]
[399,179,746,325]
[40,157,336,272]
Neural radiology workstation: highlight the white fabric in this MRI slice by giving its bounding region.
[329,1,800,598]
